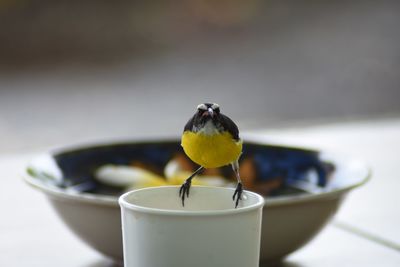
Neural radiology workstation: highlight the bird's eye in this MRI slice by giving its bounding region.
[210,103,220,113]
[197,103,207,111]
[211,103,220,110]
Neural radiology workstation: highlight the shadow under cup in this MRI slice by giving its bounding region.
[119,186,265,267]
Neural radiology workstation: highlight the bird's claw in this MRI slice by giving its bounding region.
[232,182,243,208]
[179,179,192,207]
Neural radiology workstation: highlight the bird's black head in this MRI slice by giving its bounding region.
[196,103,220,119]
[184,103,222,133]
[184,102,240,140]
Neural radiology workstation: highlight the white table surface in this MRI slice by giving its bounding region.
[1,119,400,267]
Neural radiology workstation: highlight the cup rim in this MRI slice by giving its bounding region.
[119,186,265,216]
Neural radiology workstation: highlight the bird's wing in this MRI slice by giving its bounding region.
[219,113,240,141]
[183,114,196,132]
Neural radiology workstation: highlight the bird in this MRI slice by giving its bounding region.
[179,103,243,208]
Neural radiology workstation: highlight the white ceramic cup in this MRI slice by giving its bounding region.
[119,186,264,267]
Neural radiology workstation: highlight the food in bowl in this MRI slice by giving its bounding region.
[92,150,335,197]
[24,139,369,262]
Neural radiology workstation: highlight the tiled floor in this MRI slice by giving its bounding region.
[256,119,400,266]
[255,119,400,247]
[1,119,399,266]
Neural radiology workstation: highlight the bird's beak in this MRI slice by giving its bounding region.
[201,107,214,118]
[207,107,214,117]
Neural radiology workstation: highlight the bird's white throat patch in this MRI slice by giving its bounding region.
[196,120,220,135]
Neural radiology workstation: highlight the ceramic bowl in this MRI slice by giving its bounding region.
[24,138,369,263]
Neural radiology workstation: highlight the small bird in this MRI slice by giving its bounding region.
[180,103,243,208]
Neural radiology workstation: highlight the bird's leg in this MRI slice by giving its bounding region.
[231,160,243,208]
[179,166,204,206]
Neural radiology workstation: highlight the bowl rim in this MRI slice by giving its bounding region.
[23,137,371,208]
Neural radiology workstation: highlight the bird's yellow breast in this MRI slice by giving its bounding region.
[181,131,242,168]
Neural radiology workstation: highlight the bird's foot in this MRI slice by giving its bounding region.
[179,179,192,207]
[232,182,243,208]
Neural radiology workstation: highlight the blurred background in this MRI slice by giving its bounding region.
[1,1,400,266]
[0,0,399,151]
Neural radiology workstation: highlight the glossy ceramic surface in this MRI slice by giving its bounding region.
[120,186,264,267]
[24,138,370,262]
